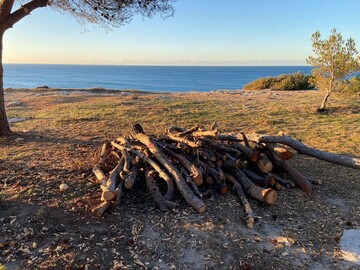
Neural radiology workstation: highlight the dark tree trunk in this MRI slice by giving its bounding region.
[0,30,11,136]
[0,0,49,136]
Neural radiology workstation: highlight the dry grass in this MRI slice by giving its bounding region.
[1,88,359,270]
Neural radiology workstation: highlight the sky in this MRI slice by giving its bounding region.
[4,0,360,66]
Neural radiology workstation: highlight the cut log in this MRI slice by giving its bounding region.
[225,174,255,229]
[265,149,312,193]
[160,133,200,148]
[92,201,112,217]
[217,133,244,141]
[266,143,294,160]
[92,164,107,185]
[101,158,124,201]
[199,160,228,194]
[256,156,273,173]
[240,132,251,148]
[181,168,203,198]
[158,143,203,186]
[121,149,132,173]
[198,148,217,162]
[233,143,260,163]
[114,179,125,203]
[177,125,200,137]
[193,130,218,137]
[231,169,277,205]
[241,168,275,187]
[222,154,242,169]
[205,141,244,158]
[124,162,142,189]
[111,141,175,200]
[134,130,207,213]
[145,168,177,211]
[247,133,360,170]
[273,174,294,189]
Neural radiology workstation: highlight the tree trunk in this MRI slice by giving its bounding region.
[319,91,331,111]
[319,78,334,111]
[0,30,11,136]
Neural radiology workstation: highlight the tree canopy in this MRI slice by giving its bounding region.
[306,29,360,111]
[50,0,175,27]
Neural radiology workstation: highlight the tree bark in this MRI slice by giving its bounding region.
[225,173,254,229]
[319,77,334,111]
[319,91,331,111]
[265,149,312,193]
[0,0,49,136]
[4,0,48,29]
[231,169,277,205]
[247,133,360,170]
[134,132,207,213]
[0,30,10,136]
[111,141,175,201]
[158,142,203,186]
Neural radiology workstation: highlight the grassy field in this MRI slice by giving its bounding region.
[1,88,359,269]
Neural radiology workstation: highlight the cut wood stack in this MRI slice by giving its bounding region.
[91,123,360,228]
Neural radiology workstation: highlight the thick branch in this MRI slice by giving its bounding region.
[145,168,176,211]
[4,0,48,29]
[111,141,174,200]
[247,133,360,170]
[158,141,203,186]
[134,131,207,213]
[225,173,254,229]
[265,149,312,193]
[231,169,277,205]
[0,0,15,22]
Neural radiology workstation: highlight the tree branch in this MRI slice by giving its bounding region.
[247,133,360,170]
[4,0,48,30]
[0,0,15,22]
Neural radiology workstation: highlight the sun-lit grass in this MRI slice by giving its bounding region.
[6,89,359,156]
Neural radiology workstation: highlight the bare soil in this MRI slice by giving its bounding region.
[0,89,359,270]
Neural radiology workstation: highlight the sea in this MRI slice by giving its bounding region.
[3,64,312,92]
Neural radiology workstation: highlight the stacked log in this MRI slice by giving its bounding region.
[91,123,360,229]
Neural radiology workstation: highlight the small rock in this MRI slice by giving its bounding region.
[59,183,69,191]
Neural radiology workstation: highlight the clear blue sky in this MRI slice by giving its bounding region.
[4,0,360,65]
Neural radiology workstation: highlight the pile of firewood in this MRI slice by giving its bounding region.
[91,123,359,228]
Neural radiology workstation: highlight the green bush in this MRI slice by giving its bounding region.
[243,72,312,90]
[338,75,360,94]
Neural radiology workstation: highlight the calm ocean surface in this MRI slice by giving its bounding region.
[4,64,312,92]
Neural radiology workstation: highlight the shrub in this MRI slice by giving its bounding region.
[338,75,360,94]
[243,72,313,90]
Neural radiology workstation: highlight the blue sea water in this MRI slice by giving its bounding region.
[3,64,312,92]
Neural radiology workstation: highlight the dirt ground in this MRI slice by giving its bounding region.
[0,88,359,270]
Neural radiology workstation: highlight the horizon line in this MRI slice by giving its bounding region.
[4,62,311,67]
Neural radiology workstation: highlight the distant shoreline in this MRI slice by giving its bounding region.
[4,63,310,67]
[5,87,316,95]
